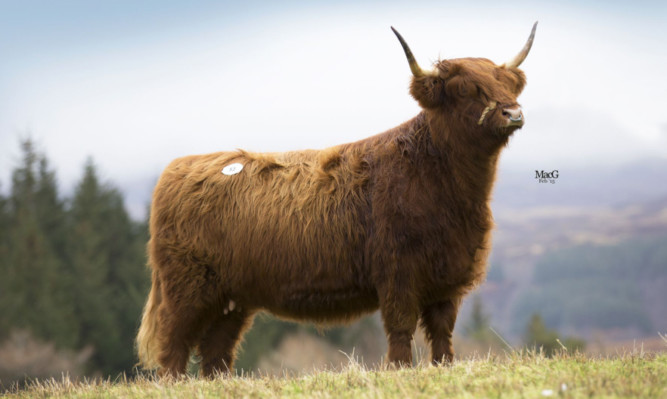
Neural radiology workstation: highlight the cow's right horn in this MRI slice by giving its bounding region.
[391,27,426,77]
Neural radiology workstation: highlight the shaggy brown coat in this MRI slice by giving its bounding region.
[137,24,535,377]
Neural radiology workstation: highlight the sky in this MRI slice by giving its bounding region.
[1,1,666,217]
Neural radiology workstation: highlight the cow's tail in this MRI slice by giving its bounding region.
[136,269,162,370]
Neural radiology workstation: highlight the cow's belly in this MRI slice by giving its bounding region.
[234,267,379,323]
[269,285,379,322]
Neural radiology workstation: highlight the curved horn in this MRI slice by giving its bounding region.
[504,21,538,69]
[391,27,425,77]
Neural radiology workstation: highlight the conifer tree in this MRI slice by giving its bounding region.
[35,156,69,261]
[522,313,585,356]
[68,160,120,373]
[0,184,10,335]
[465,295,491,337]
[462,295,505,348]
[0,184,7,237]
[523,313,560,356]
[68,159,149,374]
[0,140,76,347]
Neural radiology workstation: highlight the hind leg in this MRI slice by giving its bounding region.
[157,303,204,377]
[199,307,254,378]
[152,251,220,377]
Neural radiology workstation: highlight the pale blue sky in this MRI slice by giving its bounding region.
[1,1,666,215]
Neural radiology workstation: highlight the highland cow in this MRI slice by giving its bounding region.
[137,23,537,377]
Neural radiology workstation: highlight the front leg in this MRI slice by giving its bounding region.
[420,298,462,365]
[379,291,419,367]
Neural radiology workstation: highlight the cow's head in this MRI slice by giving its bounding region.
[392,23,536,147]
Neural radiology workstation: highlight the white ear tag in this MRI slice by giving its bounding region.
[222,163,244,175]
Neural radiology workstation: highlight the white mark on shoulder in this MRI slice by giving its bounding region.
[222,163,244,175]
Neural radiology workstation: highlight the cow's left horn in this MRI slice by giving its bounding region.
[391,27,426,77]
[504,21,538,69]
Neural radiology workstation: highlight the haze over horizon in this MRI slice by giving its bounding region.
[2,1,666,218]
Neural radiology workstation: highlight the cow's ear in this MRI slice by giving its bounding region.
[410,75,445,109]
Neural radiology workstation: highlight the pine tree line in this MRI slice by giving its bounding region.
[0,140,149,376]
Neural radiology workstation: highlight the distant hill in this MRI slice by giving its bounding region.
[461,182,667,343]
[511,234,667,338]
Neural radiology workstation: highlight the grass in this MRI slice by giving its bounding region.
[4,350,666,398]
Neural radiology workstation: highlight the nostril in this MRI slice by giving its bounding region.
[503,107,523,121]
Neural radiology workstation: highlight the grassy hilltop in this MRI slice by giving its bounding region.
[5,351,666,399]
